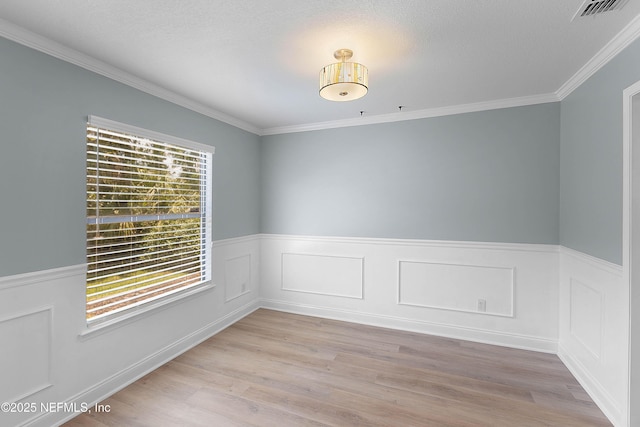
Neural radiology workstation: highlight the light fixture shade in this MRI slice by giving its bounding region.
[319,61,368,101]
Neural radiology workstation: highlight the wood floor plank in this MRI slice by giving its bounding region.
[64,309,612,426]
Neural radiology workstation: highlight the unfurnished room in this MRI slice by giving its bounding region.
[2,1,640,426]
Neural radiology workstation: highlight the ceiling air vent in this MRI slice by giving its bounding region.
[572,0,629,20]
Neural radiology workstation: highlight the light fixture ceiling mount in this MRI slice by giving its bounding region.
[319,48,368,102]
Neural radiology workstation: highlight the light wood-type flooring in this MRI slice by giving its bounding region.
[64,309,611,426]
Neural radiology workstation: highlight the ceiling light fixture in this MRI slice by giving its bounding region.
[319,49,368,102]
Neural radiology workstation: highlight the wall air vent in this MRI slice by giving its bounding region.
[572,0,629,20]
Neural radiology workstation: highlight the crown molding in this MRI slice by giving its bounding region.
[266,11,640,137]
[261,93,559,135]
[556,13,640,100]
[0,18,261,136]
[3,12,640,137]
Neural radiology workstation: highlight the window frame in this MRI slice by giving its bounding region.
[83,115,214,330]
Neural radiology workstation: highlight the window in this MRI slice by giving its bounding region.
[86,116,213,322]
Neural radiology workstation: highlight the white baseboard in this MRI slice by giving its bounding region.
[35,300,260,427]
[558,345,622,427]
[558,246,626,427]
[261,298,558,353]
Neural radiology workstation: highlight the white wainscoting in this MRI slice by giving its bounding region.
[0,235,260,427]
[558,246,627,427]
[260,234,559,353]
[3,234,627,427]
[0,307,52,404]
[570,277,605,360]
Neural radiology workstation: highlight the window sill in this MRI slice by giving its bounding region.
[78,283,215,341]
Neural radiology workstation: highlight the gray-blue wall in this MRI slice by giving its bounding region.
[560,37,640,265]
[4,25,636,276]
[261,103,560,244]
[0,37,261,277]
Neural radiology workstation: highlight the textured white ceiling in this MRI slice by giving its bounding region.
[1,0,639,134]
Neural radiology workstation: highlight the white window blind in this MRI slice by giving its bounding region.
[86,116,213,321]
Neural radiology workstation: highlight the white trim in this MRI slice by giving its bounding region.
[213,234,261,248]
[0,264,85,291]
[558,345,622,427]
[261,94,559,135]
[0,18,260,136]
[79,283,215,340]
[623,78,640,427]
[260,233,559,253]
[560,245,623,276]
[260,299,558,353]
[557,14,640,100]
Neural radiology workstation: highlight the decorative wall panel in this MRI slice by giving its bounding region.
[569,278,604,360]
[0,307,52,403]
[398,260,514,316]
[281,253,364,299]
[225,254,252,302]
